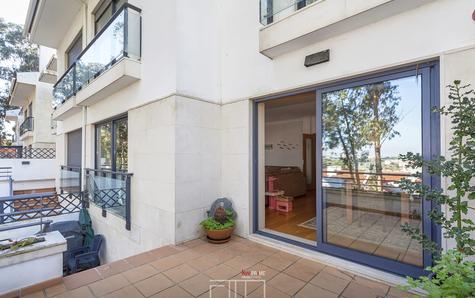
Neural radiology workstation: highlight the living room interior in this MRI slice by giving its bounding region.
[262,91,317,242]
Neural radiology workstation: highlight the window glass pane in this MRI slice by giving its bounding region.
[67,34,82,67]
[322,75,423,267]
[95,2,113,34]
[96,122,112,170]
[114,118,128,171]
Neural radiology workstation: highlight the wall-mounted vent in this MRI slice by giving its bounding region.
[304,50,330,67]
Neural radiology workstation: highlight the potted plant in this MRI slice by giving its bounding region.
[201,206,235,244]
[399,81,475,297]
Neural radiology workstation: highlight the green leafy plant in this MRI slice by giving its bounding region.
[399,81,475,255]
[403,249,475,298]
[200,209,235,230]
[398,81,475,296]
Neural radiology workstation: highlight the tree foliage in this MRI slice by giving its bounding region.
[322,82,401,189]
[0,18,39,145]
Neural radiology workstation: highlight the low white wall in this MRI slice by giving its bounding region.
[0,213,79,240]
[0,231,66,295]
[0,159,56,185]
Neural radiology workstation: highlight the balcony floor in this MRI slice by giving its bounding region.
[24,236,410,298]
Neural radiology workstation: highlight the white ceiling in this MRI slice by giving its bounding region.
[265,91,316,122]
[27,0,82,48]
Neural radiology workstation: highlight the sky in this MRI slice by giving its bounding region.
[0,0,30,25]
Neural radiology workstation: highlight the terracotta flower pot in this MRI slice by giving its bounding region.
[205,226,235,244]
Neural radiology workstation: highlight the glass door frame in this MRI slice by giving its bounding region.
[252,61,440,277]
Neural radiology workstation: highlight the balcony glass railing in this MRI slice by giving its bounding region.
[85,168,132,230]
[60,165,82,193]
[53,4,141,108]
[19,116,34,136]
[260,0,318,25]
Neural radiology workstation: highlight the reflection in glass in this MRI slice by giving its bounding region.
[96,123,112,170]
[114,118,128,171]
[322,76,423,266]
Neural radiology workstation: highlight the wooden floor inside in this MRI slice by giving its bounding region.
[265,191,317,241]
[264,190,422,266]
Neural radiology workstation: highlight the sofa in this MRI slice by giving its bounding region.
[265,166,307,197]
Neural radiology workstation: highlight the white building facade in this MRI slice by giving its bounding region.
[23,0,475,282]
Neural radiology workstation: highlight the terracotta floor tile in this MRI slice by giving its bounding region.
[88,274,129,297]
[134,273,175,297]
[163,263,199,283]
[267,273,306,296]
[284,258,325,282]
[123,264,158,284]
[187,254,221,271]
[224,255,261,270]
[261,252,298,271]
[150,255,184,272]
[189,243,220,255]
[241,250,273,262]
[294,283,338,298]
[63,269,101,290]
[309,270,351,295]
[182,238,207,248]
[247,285,290,298]
[387,287,412,298]
[341,281,384,298]
[179,273,212,297]
[53,286,94,298]
[149,286,193,298]
[244,263,279,281]
[21,291,45,298]
[321,266,354,281]
[198,286,242,298]
[102,285,144,298]
[205,264,240,280]
[226,243,254,255]
[44,283,66,297]
[96,260,133,279]
[208,249,236,263]
[353,276,390,295]
[174,249,202,262]
[125,252,157,267]
[148,246,181,259]
[227,275,266,296]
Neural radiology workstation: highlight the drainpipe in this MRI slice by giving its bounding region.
[81,106,87,192]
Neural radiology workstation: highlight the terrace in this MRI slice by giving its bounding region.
[8,237,410,298]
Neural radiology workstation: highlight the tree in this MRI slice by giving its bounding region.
[362,82,401,191]
[0,18,39,145]
[323,88,371,189]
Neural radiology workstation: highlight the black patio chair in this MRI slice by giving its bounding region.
[67,234,103,274]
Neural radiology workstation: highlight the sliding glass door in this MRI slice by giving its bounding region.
[254,62,439,276]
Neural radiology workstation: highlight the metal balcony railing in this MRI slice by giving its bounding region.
[85,168,133,230]
[0,192,85,226]
[0,146,55,159]
[53,3,142,108]
[19,116,34,136]
[260,0,318,25]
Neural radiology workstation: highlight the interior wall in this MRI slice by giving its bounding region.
[265,120,303,169]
